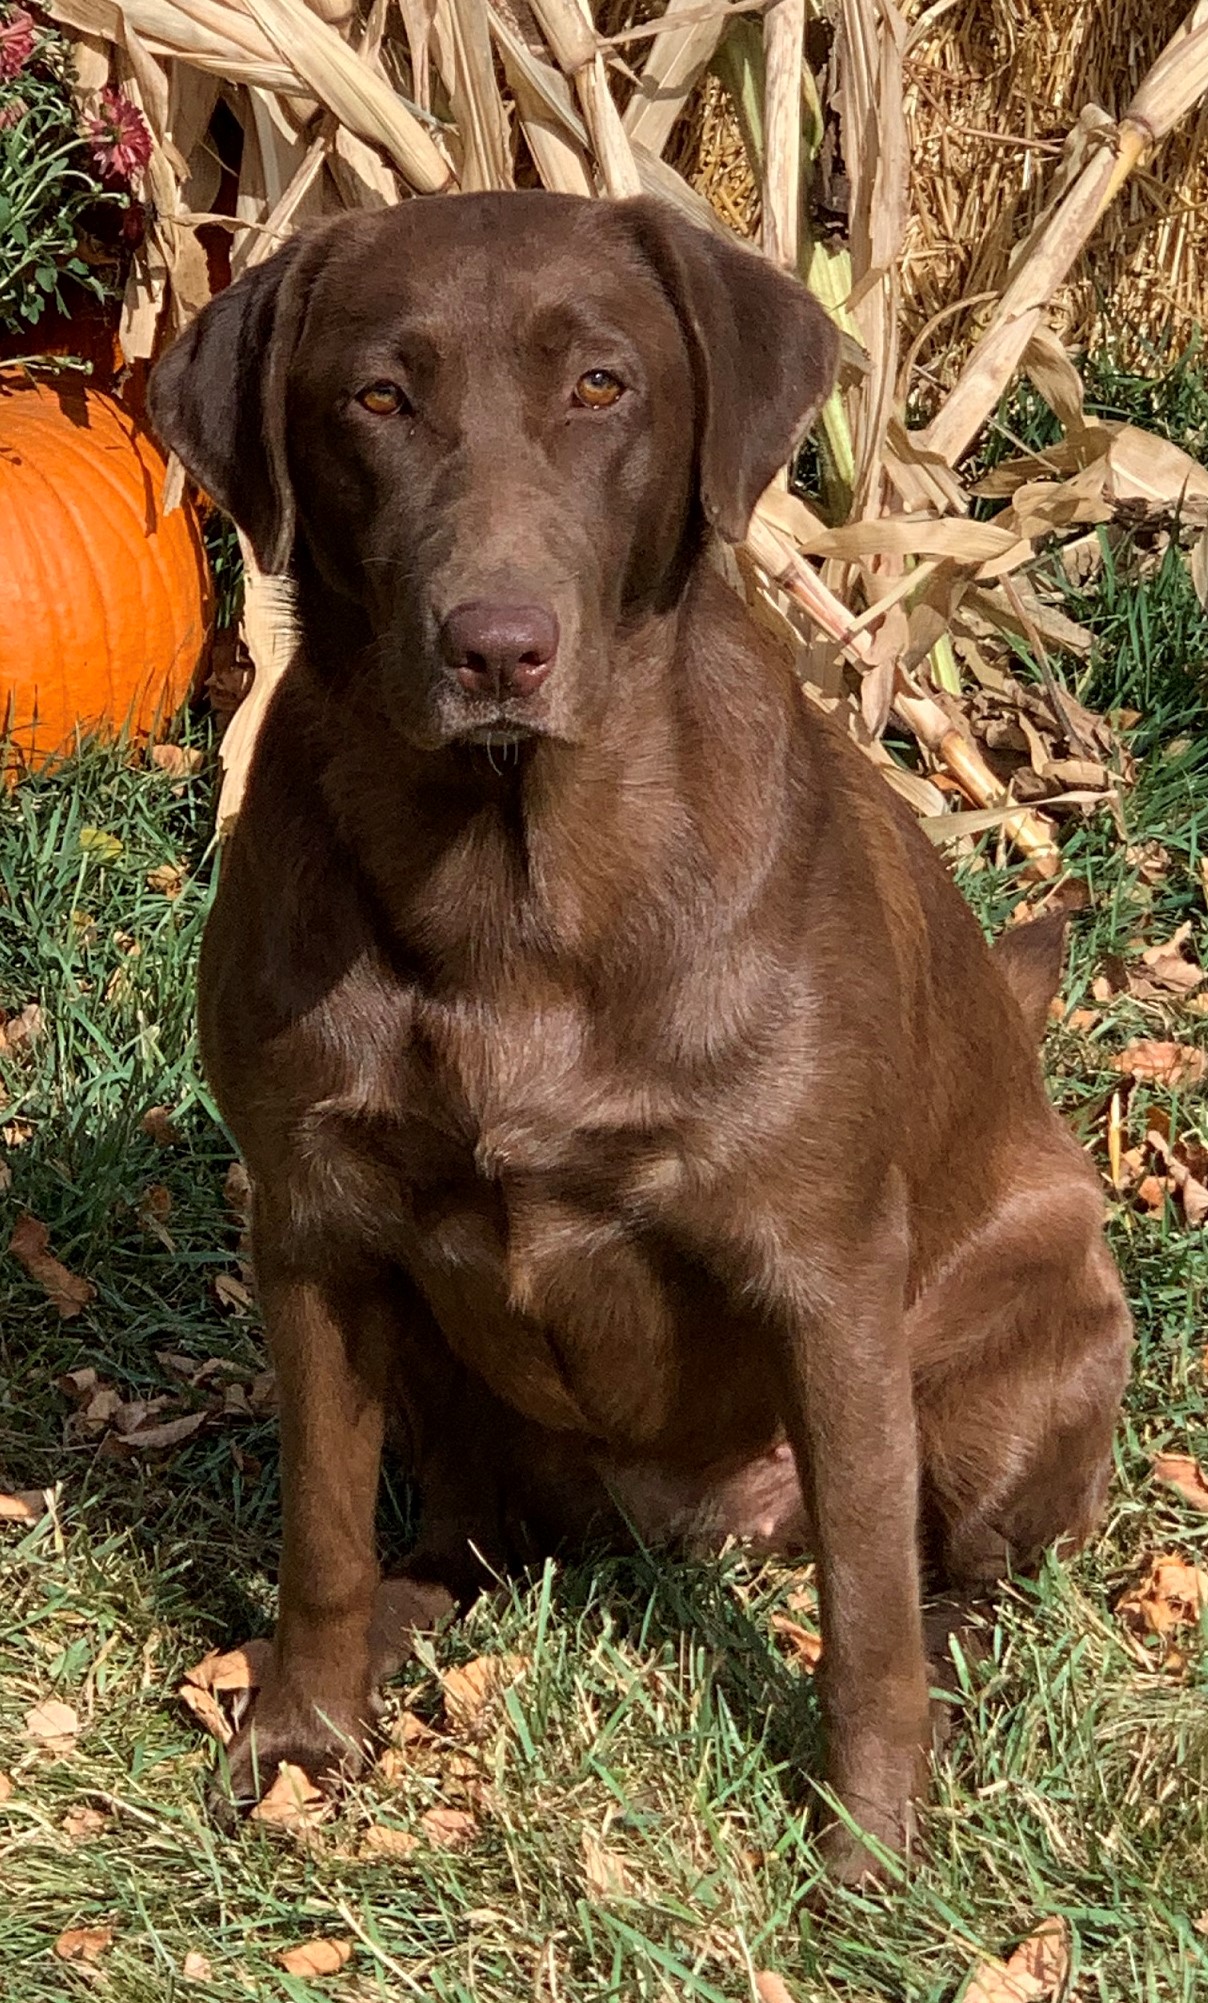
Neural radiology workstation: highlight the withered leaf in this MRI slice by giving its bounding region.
[1153,1452,1208,1513]
[1131,922,1205,998]
[754,1977,796,2003]
[25,1697,79,1751]
[276,1939,353,1978]
[360,1822,418,1860]
[1117,1553,1208,1643]
[214,1273,254,1314]
[420,1805,479,1849]
[770,1612,824,1671]
[0,1488,46,1522]
[177,1680,230,1745]
[250,1762,328,1834]
[182,1949,213,1982]
[150,744,204,779]
[53,1924,114,1963]
[581,1829,629,1899]
[9,1215,95,1318]
[0,1771,13,1802]
[61,1804,107,1842]
[141,1105,181,1147]
[146,861,186,898]
[441,1653,529,1732]
[964,1917,1069,2003]
[1112,1040,1207,1089]
[183,1639,271,1696]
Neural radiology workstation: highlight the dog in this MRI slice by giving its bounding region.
[149,190,1132,1881]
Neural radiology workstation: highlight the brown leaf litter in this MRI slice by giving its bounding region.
[53,1924,114,1964]
[178,1640,270,1746]
[0,1488,47,1523]
[250,1762,329,1834]
[964,1916,1070,2003]
[1152,1452,1208,1513]
[1111,1040,1207,1089]
[275,1938,353,1979]
[140,1104,182,1146]
[9,1214,95,1318]
[440,1653,529,1733]
[770,1612,824,1671]
[1116,1552,1208,1673]
[24,1697,79,1753]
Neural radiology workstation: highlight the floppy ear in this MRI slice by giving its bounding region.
[147,232,318,573]
[623,199,839,543]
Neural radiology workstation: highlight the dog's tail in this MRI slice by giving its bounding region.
[991,912,1068,1043]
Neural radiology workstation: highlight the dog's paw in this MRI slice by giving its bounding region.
[211,1678,381,1825]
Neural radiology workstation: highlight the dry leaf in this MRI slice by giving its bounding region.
[151,744,204,779]
[214,1273,254,1313]
[1153,1452,1208,1512]
[581,1829,629,1899]
[441,1653,529,1731]
[0,1001,43,1050]
[182,1949,214,1982]
[420,1805,479,1849]
[1066,1008,1099,1032]
[250,1761,328,1833]
[1117,1553,1208,1643]
[141,1105,181,1147]
[121,1409,207,1452]
[755,1977,796,2003]
[0,1488,46,1522]
[54,1924,114,1963]
[25,1697,79,1752]
[276,1938,353,1978]
[1132,922,1205,997]
[0,1772,13,1802]
[61,1804,108,1842]
[9,1214,95,1318]
[770,1612,824,1671]
[1112,1040,1207,1089]
[964,1917,1069,2003]
[360,1822,419,1859]
[177,1681,231,1745]
[146,861,186,898]
[183,1640,271,1696]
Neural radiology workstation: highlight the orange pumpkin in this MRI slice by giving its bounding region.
[0,372,212,770]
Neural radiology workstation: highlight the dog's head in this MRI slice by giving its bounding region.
[150,192,836,754]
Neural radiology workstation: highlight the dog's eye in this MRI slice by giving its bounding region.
[357,380,409,416]
[573,369,624,410]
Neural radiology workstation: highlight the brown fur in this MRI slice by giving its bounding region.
[149,191,1132,1881]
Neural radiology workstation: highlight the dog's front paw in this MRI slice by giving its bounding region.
[212,1673,381,1823]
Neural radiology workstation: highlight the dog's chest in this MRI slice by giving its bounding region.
[311,984,700,1440]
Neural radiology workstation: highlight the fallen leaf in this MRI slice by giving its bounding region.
[420,1805,479,1849]
[360,1822,418,1860]
[250,1762,328,1833]
[119,1409,207,1452]
[1153,1452,1208,1513]
[54,1924,114,1963]
[182,1949,213,1982]
[79,826,123,863]
[141,1105,181,1147]
[214,1272,254,1313]
[1112,1040,1207,1089]
[0,1488,46,1522]
[0,1772,13,1802]
[247,1369,275,1412]
[1066,1008,1099,1032]
[1125,840,1171,885]
[176,1680,231,1745]
[61,1805,107,1842]
[1131,922,1205,998]
[9,1214,95,1318]
[1117,1553,1208,1643]
[276,1938,353,1979]
[25,1697,79,1752]
[223,1159,252,1222]
[755,1977,796,2003]
[441,1653,529,1732]
[146,861,186,898]
[0,1001,43,1050]
[1136,1173,1170,1214]
[183,1640,271,1696]
[964,1917,1069,2003]
[1146,1129,1208,1227]
[770,1612,824,1671]
[151,744,204,779]
[581,1829,629,1899]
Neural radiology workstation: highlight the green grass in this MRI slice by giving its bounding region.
[4,385,1208,1999]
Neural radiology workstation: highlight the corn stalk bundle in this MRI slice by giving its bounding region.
[43,0,1208,849]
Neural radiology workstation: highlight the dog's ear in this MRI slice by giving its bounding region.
[992,913,1069,1043]
[147,232,318,573]
[623,199,838,543]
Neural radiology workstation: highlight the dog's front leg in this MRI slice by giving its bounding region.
[767,1170,929,1883]
[221,1231,392,1808]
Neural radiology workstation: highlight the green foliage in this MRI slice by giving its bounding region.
[0,13,119,334]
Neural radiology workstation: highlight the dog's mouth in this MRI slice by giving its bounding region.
[458,722,538,748]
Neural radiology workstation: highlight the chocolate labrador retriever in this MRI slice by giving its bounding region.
[150,191,1131,1880]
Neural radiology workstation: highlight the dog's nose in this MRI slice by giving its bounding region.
[439,600,558,699]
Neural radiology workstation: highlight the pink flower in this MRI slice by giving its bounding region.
[0,8,36,82]
[0,94,27,127]
[86,86,152,184]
